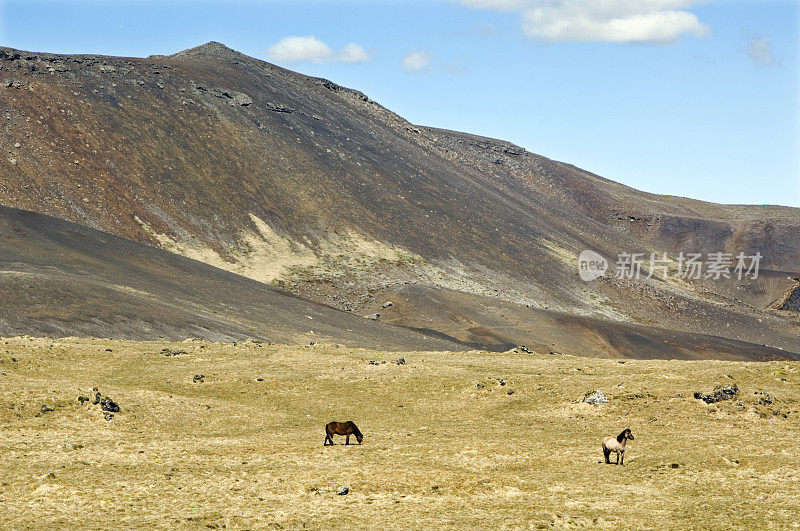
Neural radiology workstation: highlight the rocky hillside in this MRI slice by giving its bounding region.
[1,42,798,358]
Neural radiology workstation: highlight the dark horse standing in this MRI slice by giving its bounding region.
[324,421,363,446]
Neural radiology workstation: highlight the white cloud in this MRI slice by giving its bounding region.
[454,0,710,44]
[267,36,333,63]
[746,36,775,67]
[402,50,432,71]
[266,36,371,64]
[339,43,370,63]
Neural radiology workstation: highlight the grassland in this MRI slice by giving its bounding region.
[1,337,798,529]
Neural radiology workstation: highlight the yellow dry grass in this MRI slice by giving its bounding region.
[1,337,798,529]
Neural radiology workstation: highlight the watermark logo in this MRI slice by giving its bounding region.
[578,249,608,281]
[578,250,762,282]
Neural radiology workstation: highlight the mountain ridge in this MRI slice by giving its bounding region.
[1,42,798,358]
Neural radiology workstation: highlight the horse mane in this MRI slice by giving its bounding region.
[617,429,629,443]
[349,421,362,437]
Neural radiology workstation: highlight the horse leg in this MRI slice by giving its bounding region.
[620,452,624,465]
[324,433,331,446]
[346,434,350,445]
[603,447,611,464]
[616,452,620,465]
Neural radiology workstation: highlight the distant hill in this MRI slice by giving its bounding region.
[0,205,462,349]
[1,42,798,359]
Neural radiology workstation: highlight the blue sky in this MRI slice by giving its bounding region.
[1,0,798,207]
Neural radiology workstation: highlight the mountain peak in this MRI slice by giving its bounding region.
[170,41,244,60]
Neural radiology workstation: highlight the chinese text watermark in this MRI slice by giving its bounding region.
[578,250,761,281]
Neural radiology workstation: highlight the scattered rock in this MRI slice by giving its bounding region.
[9,158,18,166]
[693,384,738,404]
[316,79,341,92]
[368,360,382,365]
[392,357,405,365]
[497,378,506,386]
[336,485,349,495]
[193,374,205,383]
[518,345,532,354]
[205,86,253,106]
[583,390,608,405]
[103,412,114,421]
[14,142,21,149]
[100,398,119,412]
[77,396,90,404]
[266,101,295,113]
[382,301,393,308]
[367,313,380,321]
[39,404,54,414]
[230,92,252,106]
[755,391,774,405]
[161,348,186,356]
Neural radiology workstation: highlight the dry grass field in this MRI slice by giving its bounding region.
[1,336,798,529]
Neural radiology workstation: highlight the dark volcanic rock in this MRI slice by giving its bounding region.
[100,398,120,412]
[694,384,739,404]
[266,101,295,113]
[755,390,774,405]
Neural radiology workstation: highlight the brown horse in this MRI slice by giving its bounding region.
[602,428,634,465]
[324,421,363,446]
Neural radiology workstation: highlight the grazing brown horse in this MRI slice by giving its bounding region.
[602,428,634,465]
[324,421,363,446]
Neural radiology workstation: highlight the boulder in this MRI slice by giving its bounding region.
[693,384,738,404]
[583,390,608,405]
